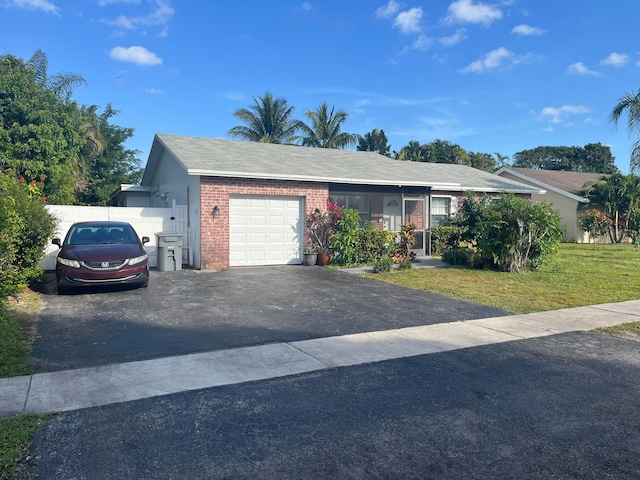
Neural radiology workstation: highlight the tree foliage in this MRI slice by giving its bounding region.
[609,89,640,174]
[0,52,142,205]
[580,173,640,243]
[357,129,391,156]
[227,92,298,144]
[513,144,618,173]
[296,101,359,149]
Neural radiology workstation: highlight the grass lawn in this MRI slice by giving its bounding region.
[366,243,640,315]
[0,289,45,479]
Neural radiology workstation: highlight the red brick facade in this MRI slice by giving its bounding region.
[200,177,329,270]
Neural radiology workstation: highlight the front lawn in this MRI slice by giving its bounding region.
[367,244,640,314]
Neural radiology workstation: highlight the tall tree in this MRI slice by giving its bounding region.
[0,54,82,203]
[610,89,640,173]
[513,144,618,173]
[394,140,425,162]
[468,152,497,172]
[424,139,470,165]
[580,173,640,243]
[227,92,298,144]
[0,52,143,205]
[296,102,359,149]
[26,49,87,98]
[357,128,391,156]
[494,152,511,168]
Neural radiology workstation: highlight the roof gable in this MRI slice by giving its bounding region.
[142,134,542,194]
[495,167,607,201]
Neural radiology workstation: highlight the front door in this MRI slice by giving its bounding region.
[382,196,402,231]
[403,198,425,255]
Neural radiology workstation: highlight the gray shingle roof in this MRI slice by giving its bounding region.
[143,134,541,194]
[500,167,605,196]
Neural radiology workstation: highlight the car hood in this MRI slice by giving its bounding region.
[60,244,146,262]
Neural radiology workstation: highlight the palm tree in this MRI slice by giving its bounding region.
[227,92,298,144]
[296,102,359,149]
[394,140,425,162]
[357,129,391,156]
[26,49,86,98]
[580,173,639,243]
[609,89,640,173]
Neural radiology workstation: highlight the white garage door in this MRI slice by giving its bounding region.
[229,195,304,266]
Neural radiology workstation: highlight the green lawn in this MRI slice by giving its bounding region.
[367,243,640,314]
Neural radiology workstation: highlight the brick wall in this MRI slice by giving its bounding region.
[200,177,329,270]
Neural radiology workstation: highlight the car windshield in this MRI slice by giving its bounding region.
[67,225,138,245]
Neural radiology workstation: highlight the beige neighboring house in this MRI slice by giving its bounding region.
[495,167,606,243]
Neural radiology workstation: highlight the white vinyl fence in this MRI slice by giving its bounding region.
[41,202,189,270]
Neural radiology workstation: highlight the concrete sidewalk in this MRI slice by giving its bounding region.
[1,300,639,418]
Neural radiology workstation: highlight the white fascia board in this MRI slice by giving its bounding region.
[431,186,546,194]
[187,169,461,188]
[496,168,587,202]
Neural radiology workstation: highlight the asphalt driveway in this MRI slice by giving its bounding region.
[31,267,509,372]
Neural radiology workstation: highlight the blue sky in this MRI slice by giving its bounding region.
[1,0,639,173]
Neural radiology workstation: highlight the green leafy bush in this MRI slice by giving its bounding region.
[373,254,393,273]
[448,192,565,273]
[442,248,474,266]
[0,175,56,307]
[332,211,395,266]
[430,226,466,255]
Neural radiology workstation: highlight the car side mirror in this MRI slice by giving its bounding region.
[142,236,150,244]
[52,238,61,248]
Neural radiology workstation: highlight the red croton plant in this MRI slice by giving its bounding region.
[305,200,343,254]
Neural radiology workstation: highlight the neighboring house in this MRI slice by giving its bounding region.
[495,167,605,243]
[113,134,542,270]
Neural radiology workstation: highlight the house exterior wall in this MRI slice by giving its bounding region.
[200,177,329,270]
[497,172,585,242]
[151,150,191,207]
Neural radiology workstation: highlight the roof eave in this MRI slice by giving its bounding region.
[495,168,589,202]
[187,169,461,188]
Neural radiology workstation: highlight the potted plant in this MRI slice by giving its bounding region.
[305,201,342,266]
[302,240,318,266]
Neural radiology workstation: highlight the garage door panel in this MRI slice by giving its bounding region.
[229,195,303,267]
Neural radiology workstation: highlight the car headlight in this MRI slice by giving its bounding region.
[128,253,148,266]
[57,257,80,268]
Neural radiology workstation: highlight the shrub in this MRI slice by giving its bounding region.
[430,226,465,255]
[397,258,413,270]
[0,175,56,307]
[332,211,395,266]
[448,192,565,273]
[372,254,393,273]
[579,210,612,246]
[398,223,416,258]
[442,248,474,266]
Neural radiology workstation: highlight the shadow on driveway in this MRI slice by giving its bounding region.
[30,267,509,372]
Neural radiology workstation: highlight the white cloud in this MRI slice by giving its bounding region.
[295,2,312,11]
[375,0,399,19]
[445,0,502,26]
[103,0,174,31]
[144,87,163,94]
[511,24,544,35]
[567,61,599,76]
[412,35,432,51]
[109,46,162,65]
[394,7,423,33]
[4,0,59,14]
[540,105,591,124]
[439,28,467,46]
[601,52,629,67]
[461,47,514,73]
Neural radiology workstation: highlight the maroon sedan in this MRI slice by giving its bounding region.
[53,221,150,293]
